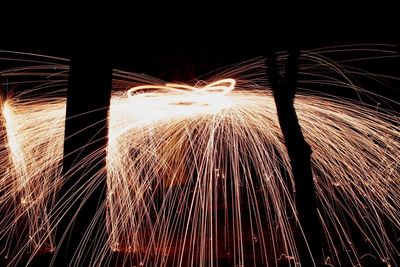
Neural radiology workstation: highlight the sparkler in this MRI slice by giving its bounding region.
[0,46,399,266]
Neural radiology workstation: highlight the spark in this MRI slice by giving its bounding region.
[0,47,399,267]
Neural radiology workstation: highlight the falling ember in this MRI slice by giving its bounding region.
[0,47,400,266]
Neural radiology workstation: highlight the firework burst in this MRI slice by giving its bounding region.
[0,46,399,266]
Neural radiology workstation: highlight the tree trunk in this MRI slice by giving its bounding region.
[53,48,112,266]
[266,50,322,266]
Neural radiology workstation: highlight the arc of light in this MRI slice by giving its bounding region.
[127,78,236,100]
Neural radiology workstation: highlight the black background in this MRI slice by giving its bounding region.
[1,0,399,80]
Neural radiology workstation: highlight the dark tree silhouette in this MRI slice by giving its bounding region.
[49,3,113,266]
[266,50,322,266]
[53,51,112,266]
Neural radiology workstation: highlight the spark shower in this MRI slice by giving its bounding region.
[0,45,399,266]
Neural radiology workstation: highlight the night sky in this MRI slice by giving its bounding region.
[2,1,399,78]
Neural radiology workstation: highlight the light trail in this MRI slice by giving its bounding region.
[0,47,399,266]
[127,78,236,98]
